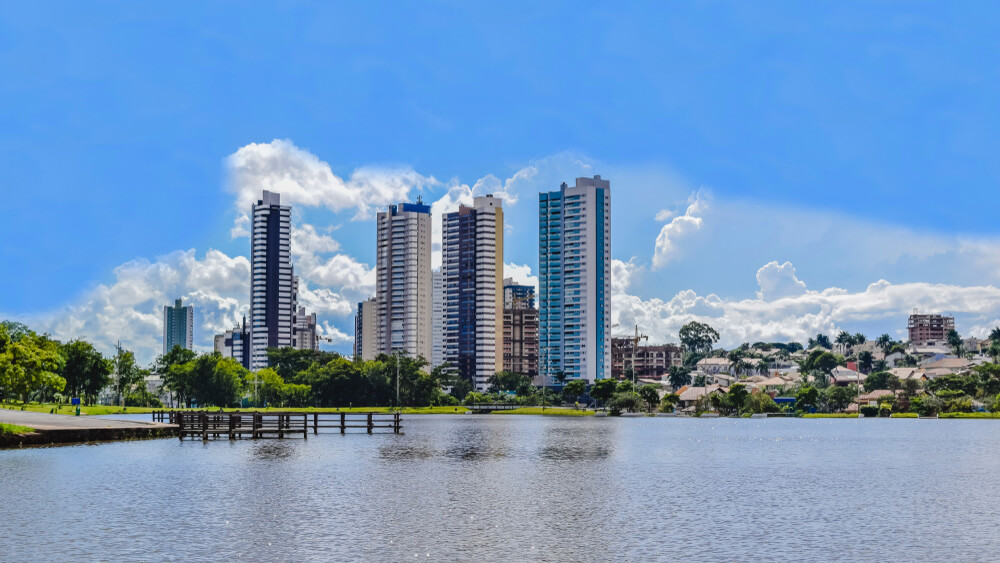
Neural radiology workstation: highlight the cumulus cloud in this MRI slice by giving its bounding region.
[503,263,539,296]
[652,191,706,269]
[755,261,808,301]
[613,260,1000,348]
[22,249,250,364]
[226,138,438,233]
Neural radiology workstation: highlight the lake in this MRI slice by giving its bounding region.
[3,415,1000,561]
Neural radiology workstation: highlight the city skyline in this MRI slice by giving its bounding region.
[4,3,1000,364]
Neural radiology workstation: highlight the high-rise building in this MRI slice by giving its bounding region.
[162,298,194,355]
[431,269,445,368]
[502,278,539,381]
[908,311,956,346]
[354,297,377,361]
[249,190,295,370]
[539,176,611,383]
[375,200,432,362]
[292,306,320,351]
[215,316,251,369]
[442,195,504,390]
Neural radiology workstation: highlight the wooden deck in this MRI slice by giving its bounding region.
[153,411,402,440]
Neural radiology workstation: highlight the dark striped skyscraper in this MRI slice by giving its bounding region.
[442,195,503,390]
[249,190,294,370]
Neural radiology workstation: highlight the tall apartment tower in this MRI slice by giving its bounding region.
[162,298,194,354]
[539,176,611,383]
[431,269,445,368]
[375,200,432,361]
[503,278,539,381]
[442,195,504,390]
[907,311,956,346]
[249,190,295,370]
[354,297,377,361]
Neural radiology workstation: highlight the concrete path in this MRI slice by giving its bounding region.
[0,409,167,430]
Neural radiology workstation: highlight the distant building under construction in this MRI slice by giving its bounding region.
[611,339,682,380]
[908,312,955,346]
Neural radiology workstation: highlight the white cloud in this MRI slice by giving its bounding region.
[652,191,706,269]
[23,249,250,364]
[755,261,808,301]
[503,263,539,296]
[654,209,674,221]
[613,259,1000,348]
[226,139,438,234]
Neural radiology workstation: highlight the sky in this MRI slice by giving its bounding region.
[2,1,1000,364]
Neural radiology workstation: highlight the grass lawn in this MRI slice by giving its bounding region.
[939,412,1000,419]
[492,407,594,416]
[0,402,161,416]
[890,413,918,418]
[0,422,35,434]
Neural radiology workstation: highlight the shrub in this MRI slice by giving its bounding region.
[859,405,879,418]
[608,392,640,416]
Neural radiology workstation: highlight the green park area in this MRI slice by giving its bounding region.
[0,422,35,434]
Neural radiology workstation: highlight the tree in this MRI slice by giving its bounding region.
[710,383,749,416]
[853,333,866,347]
[872,359,888,373]
[796,386,819,411]
[553,370,568,386]
[607,392,641,415]
[616,380,635,394]
[678,322,720,355]
[801,349,838,375]
[875,333,893,354]
[267,347,340,380]
[659,393,680,413]
[863,371,898,392]
[155,345,197,406]
[744,392,779,414]
[990,327,1000,344]
[901,378,922,399]
[0,327,66,403]
[667,365,692,390]
[182,354,247,407]
[562,379,586,403]
[756,358,771,376]
[590,378,617,405]
[638,384,660,413]
[835,331,852,350]
[61,340,111,404]
[989,340,1000,364]
[856,350,874,375]
[808,333,832,350]
[111,344,144,406]
[946,329,963,356]
[825,385,857,412]
[488,371,531,394]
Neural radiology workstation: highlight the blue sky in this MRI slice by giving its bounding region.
[2,2,1000,363]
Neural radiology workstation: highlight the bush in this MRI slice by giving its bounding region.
[878,402,892,417]
[859,405,879,418]
[744,392,780,414]
[607,392,640,416]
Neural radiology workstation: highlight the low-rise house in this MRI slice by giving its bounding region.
[890,367,926,382]
[696,357,733,375]
[922,357,971,371]
[677,384,728,410]
[830,366,862,386]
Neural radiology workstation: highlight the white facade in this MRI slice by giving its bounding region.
[354,298,378,361]
[375,201,433,362]
[539,176,611,383]
[442,195,503,390]
[431,269,445,368]
[249,190,295,371]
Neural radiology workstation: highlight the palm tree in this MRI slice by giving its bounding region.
[990,340,1000,364]
[853,333,866,347]
[946,329,963,357]
[990,327,1000,343]
[835,331,852,353]
[876,334,893,354]
[756,358,771,376]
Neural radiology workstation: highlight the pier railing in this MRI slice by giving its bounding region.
[152,410,401,440]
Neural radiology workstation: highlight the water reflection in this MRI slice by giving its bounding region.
[3,416,1000,561]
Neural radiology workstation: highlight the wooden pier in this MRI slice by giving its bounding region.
[152,411,401,440]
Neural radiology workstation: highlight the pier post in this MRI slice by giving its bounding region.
[314,412,318,435]
[340,412,346,434]
[367,412,373,434]
[394,412,401,433]
[201,412,207,441]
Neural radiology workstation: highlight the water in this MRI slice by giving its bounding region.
[3,415,1000,561]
